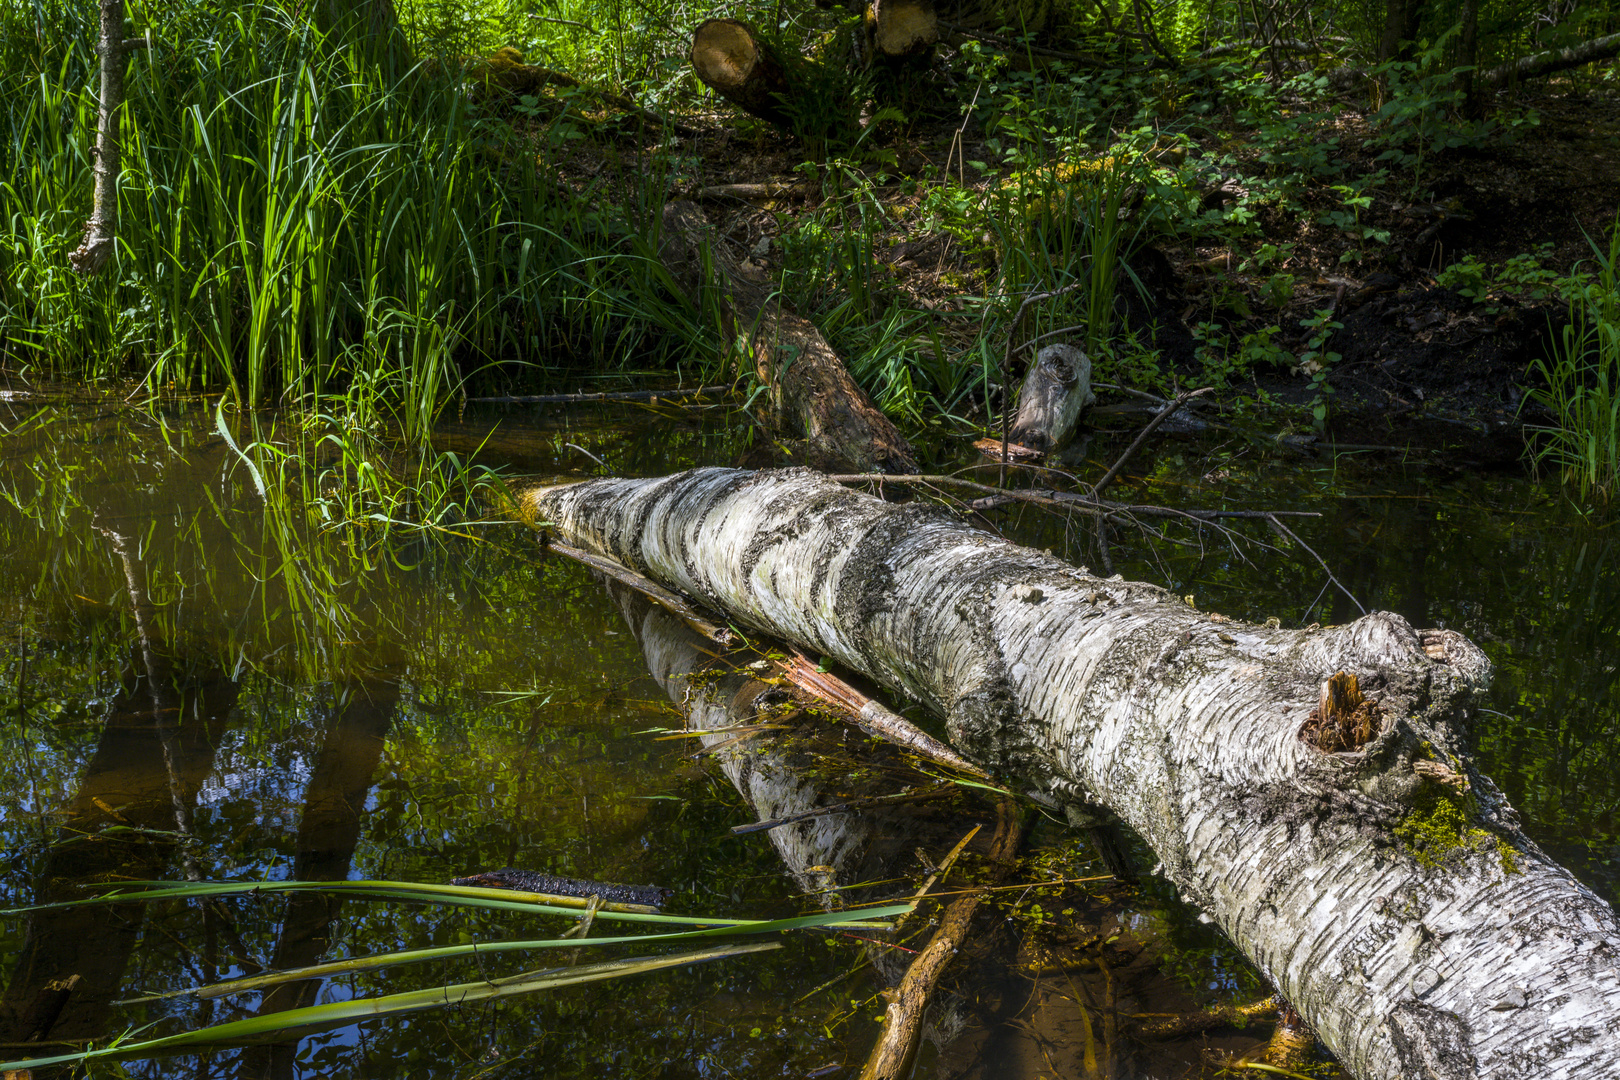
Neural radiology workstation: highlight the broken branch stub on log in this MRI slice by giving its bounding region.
[523,466,1620,1080]
[1007,343,1093,453]
[690,19,792,126]
[658,201,917,474]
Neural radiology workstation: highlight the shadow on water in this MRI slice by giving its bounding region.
[0,395,1616,1077]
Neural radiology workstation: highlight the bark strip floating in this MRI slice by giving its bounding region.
[522,466,1620,1080]
[780,651,989,778]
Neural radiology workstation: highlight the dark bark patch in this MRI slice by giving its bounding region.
[1388,1000,1478,1080]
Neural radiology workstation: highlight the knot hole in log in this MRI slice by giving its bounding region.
[1300,671,1383,753]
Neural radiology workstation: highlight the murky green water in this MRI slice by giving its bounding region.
[1,395,1615,1078]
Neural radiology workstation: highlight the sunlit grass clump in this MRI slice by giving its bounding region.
[0,0,697,434]
[1525,215,1620,503]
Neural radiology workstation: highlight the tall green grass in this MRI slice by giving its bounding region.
[1525,216,1620,502]
[0,0,702,434]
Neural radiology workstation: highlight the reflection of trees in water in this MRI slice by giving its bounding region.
[1478,539,1620,900]
[0,659,239,1043]
[237,682,397,1080]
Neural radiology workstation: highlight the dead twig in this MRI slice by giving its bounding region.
[541,538,734,645]
[857,799,1022,1080]
[1090,386,1214,498]
[1264,513,1366,616]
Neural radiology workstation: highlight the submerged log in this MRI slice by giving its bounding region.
[690,19,793,125]
[1007,343,1093,453]
[524,466,1620,1080]
[859,798,1019,1080]
[659,201,917,474]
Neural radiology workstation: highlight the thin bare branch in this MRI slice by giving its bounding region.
[1265,513,1366,616]
[1090,387,1214,497]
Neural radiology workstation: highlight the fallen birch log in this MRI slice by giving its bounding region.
[523,466,1620,1080]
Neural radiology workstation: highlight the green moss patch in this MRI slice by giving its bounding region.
[1394,794,1520,875]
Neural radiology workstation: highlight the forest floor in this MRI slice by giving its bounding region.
[524,67,1620,467]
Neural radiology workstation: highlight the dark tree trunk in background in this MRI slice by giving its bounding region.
[1377,0,1423,63]
[317,0,411,71]
[1456,0,1479,112]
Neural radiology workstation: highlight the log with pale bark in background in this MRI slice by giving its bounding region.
[1008,342,1093,453]
[658,201,917,474]
[524,466,1620,1080]
[690,19,793,125]
[867,0,939,65]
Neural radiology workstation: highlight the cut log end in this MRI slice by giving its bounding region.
[694,20,761,84]
[691,19,791,124]
[870,0,939,60]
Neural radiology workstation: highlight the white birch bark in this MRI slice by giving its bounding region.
[524,467,1620,1080]
[70,0,139,275]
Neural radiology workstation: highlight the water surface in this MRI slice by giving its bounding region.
[1,396,1614,1078]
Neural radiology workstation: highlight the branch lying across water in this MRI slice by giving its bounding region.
[822,472,1320,522]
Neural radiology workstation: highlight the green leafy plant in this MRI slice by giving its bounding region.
[1297,308,1343,432]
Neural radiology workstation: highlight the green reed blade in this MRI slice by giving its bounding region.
[0,943,781,1072]
[1,879,908,930]
[119,901,914,1004]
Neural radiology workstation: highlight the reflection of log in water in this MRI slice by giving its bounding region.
[604,577,1272,1079]
[613,583,971,910]
[532,468,1620,1080]
[612,579,996,1064]
[238,681,397,1080]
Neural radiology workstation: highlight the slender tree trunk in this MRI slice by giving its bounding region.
[523,467,1620,1080]
[69,0,144,275]
[1456,0,1480,113]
